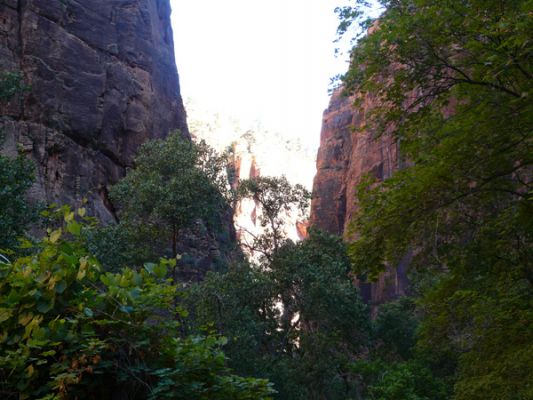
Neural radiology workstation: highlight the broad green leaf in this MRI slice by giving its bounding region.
[64,211,75,223]
[49,229,62,244]
[66,221,82,236]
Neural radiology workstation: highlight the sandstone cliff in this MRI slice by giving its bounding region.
[0,0,188,221]
[311,88,409,305]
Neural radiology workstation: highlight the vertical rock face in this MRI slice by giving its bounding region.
[0,0,188,220]
[310,88,409,306]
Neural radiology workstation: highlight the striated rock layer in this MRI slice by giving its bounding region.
[0,0,188,221]
[311,88,409,306]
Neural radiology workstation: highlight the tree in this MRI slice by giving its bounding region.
[110,133,228,263]
[269,230,371,399]
[371,297,418,362]
[0,153,36,251]
[349,297,451,400]
[351,359,449,400]
[0,71,37,253]
[236,176,310,261]
[185,230,371,399]
[191,177,372,398]
[0,207,275,399]
[338,1,532,398]
[184,262,281,379]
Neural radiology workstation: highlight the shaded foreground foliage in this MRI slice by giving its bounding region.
[2,0,532,396]
[0,71,38,253]
[338,0,533,398]
[0,208,274,399]
[185,230,372,399]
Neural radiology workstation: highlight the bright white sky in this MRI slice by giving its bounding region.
[170,0,377,149]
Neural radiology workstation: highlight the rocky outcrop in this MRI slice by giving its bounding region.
[311,88,409,306]
[0,0,188,221]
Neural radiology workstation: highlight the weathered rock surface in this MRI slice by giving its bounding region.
[0,0,188,221]
[0,0,238,275]
[310,88,409,306]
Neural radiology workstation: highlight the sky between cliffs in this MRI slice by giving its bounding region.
[171,0,381,149]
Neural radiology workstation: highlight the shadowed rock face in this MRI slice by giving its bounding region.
[311,88,409,306]
[0,0,188,221]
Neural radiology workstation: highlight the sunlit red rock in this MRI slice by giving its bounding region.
[311,88,409,306]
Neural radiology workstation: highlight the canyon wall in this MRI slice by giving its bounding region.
[0,0,237,274]
[311,88,409,305]
[0,0,188,221]
[188,103,315,258]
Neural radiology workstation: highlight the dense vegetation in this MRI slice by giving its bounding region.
[338,0,532,399]
[0,72,37,253]
[88,133,230,273]
[1,0,531,398]
[0,207,273,399]
[0,75,274,399]
[0,151,36,251]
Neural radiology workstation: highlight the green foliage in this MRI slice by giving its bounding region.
[190,177,367,398]
[0,207,274,399]
[339,0,533,398]
[236,176,310,260]
[0,152,37,252]
[372,297,418,361]
[185,263,280,378]
[0,71,28,103]
[195,138,235,204]
[0,71,36,253]
[351,359,449,400]
[85,221,160,272]
[109,133,228,263]
[339,0,532,134]
[186,230,371,399]
[349,297,452,399]
[417,224,533,400]
[270,230,371,399]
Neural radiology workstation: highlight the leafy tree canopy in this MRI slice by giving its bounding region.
[236,176,310,261]
[109,133,229,265]
[186,230,371,399]
[0,70,37,253]
[0,206,274,399]
[338,1,532,398]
